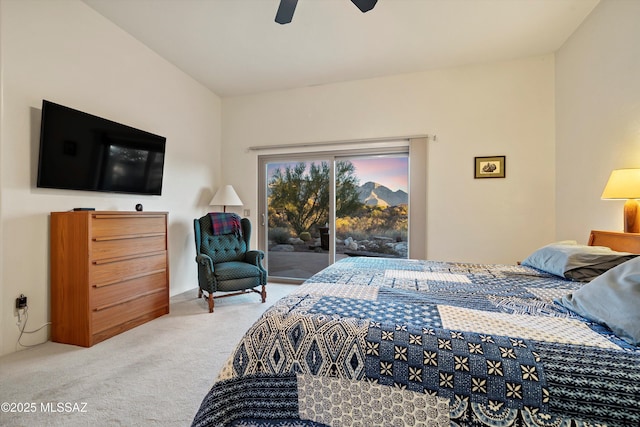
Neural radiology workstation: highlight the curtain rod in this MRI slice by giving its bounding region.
[247,134,433,152]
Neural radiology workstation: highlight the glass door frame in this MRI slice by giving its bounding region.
[258,146,409,283]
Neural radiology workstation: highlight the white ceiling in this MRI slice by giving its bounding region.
[83,0,599,98]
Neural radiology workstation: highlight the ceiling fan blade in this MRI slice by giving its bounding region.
[275,0,298,24]
[351,0,378,13]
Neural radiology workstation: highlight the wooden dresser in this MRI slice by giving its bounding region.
[50,211,169,347]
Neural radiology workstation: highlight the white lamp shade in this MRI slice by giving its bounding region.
[601,169,640,199]
[209,185,243,207]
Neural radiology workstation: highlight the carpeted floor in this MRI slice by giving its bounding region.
[0,283,297,427]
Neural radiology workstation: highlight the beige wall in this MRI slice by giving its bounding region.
[0,0,220,355]
[222,56,557,266]
[556,0,640,240]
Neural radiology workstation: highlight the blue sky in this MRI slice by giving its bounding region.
[350,156,408,192]
[267,155,408,192]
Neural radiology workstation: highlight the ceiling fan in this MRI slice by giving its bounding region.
[275,0,378,24]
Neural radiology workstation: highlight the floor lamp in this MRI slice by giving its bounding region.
[210,185,243,213]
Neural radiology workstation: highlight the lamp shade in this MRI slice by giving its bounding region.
[601,169,640,199]
[210,185,243,208]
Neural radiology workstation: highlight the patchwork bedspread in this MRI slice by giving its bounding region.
[192,257,640,427]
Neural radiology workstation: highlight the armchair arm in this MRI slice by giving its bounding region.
[195,253,217,293]
[245,250,265,267]
[195,253,214,272]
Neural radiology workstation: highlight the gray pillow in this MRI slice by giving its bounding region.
[559,257,640,345]
[521,241,637,281]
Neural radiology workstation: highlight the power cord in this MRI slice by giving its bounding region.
[16,305,51,349]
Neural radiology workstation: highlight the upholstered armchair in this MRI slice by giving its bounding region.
[194,214,267,312]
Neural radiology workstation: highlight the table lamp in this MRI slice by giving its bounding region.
[210,185,243,213]
[601,168,640,233]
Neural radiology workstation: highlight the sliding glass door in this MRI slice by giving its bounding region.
[260,149,409,282]
[264,159,331,280]
[335,154,408,259]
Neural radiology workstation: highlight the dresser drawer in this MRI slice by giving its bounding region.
[92,271,167,311]
[92,289,167,335]
[91,214,166,238]
[90,252,167,286]
[91,235,166,260]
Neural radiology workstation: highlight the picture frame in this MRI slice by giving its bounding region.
[474,156,505,179]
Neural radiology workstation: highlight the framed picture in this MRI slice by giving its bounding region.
[474,156,505,179]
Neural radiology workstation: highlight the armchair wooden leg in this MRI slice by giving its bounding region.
[261,285,267,303]
[199,288,214,313]
[208,293,214,313]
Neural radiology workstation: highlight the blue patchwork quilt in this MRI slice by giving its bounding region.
[192,257,640,427]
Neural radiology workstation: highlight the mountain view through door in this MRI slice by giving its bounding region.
[336,155,408,259]
[266,154,408,280]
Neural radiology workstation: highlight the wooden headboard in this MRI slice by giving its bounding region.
[588,230,640,254]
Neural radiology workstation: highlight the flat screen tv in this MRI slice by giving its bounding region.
[37,100,166,196]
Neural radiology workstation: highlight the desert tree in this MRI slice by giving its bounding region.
[268,160,362,236]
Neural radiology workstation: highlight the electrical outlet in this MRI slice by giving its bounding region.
[14,294,27,318]
[16,294,27,309]
[243,209,251,217]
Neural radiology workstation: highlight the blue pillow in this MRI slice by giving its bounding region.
[521,241,637,281]
[559,257,640,345]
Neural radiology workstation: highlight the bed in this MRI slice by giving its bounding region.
[192,230,640,427]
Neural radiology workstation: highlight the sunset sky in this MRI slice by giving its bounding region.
[350,156,408,192]
[267,155,408,192]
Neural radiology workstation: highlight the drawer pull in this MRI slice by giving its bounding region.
[93,250,166,265]
[93,214,166,220]
[93,288,165,312]
[93,232,165,242]
[93,269,166,288]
